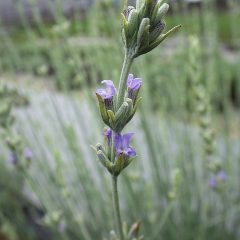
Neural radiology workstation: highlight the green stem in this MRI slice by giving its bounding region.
[117,54,133,110]
[112,175,124,240]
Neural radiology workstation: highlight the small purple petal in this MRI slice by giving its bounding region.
[96,88,106,96]
[96,80,116,99]
[127,74,134,83]
[208,176,217,188]
[114,133,122,151]
[127,74,142,92]
[58,221,66,233]
[114,133,136,158]
[104,128,112,145]
[127,147,136,157]
[24,148,33,161]
[101,80,115,89]
[217,170,226,182]
[122,133,134,149]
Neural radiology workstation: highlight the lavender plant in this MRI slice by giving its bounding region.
[0,83,32,170]
[93,1,180,239]
[0,83,36,239]
[188,36,227,191]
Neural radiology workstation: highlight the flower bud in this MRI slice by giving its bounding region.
[121,1,181,58]
[97,150,113,174]
[96,80,116,127]
[154,3,169,23]
[115,102,129,123]
[149,21,165,41]
[127,9,139,41]
[137,18,150,51]
[127,74,142,104]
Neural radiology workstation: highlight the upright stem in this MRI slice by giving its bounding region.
[111,52,134,240]
[112,175,124,240]
[117,54,133,109]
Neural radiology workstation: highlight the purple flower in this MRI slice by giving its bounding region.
[127,74,141,102]
[114,133,136,158]
[217,170,226,182]
[96,80,116,100]
[208,176,217,189]
[24,147,33,161]
[96,80,116,110]
[58,221,66,233]
[104,128,112,145]
[127,74,142,91]
[7,152,18,165]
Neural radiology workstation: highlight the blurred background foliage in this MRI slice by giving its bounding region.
[0,0,239,239]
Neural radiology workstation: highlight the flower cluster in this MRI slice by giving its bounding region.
[121,0,181,58]
[8,147,33,167]
[208,170,227,190]
[97,129,136,177]
[96,74,142,133]
[188,36,227,192]
[95,74,141,176]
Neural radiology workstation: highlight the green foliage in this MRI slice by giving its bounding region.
[0,1,239,112]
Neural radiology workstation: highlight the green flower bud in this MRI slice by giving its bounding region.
[122,0,181,58]
[137,18,150,51]
[96,93,109,125]
[127,9,140,39]
[136,0,145,10]
[115,102,129,121]
[97,150,114,174]
[155,3,169,23]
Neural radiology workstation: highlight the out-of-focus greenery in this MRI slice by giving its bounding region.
[0,0,239,113]
[0,0,240,240]
[0,88,238,239]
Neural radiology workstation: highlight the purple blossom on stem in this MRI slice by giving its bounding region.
[24,147,33,161]
[104,128,112,145]
[127,74,141,102]
[96,80,116,110]
[114,133,136,158]
[127,74,141,92]
[96,80,116,100]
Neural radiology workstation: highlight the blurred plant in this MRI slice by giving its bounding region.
[0,213,18,240]
[0,83,41,239]
[188,36,227,191]
[93,1,180,239]
[0,83,32,170]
